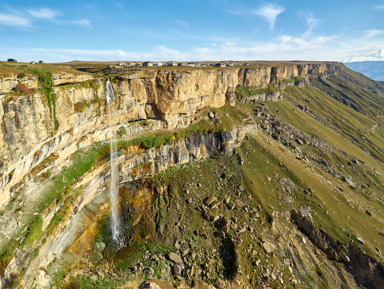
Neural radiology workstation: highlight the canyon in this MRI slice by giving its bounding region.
[1,61,383,289]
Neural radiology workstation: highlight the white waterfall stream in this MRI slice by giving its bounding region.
[105,78,121,243]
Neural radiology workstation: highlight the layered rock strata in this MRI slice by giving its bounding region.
[0,125,253,289]
[0,62,337,207]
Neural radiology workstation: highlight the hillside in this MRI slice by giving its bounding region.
[0,61,383,289]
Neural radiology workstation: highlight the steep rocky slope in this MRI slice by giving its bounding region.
[0,61,383,289]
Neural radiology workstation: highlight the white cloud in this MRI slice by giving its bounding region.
[175,19,189,29]
[2,29,383,63]
[0,7,90,29]
[113,2,124,9]
[374,5,384,10]
[305,15,320,36]
[0,13,31,27]
[364,29,384,37]
[27,8,60,20]
[342,48,384,62]
[347,49,384,61]
[253,4,285,30]
[68,19,91,27]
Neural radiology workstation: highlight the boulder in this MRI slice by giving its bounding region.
[141,282,162,289]
[204,196,217,207]
[357,237,365,245]
[91,251,103,265]
[172,263,183,275]
[262,242,276,254]
[168,252,183,264]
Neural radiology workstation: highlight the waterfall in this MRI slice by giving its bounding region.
[106,78,121,243]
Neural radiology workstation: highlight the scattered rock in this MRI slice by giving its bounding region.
[214,279,226,288]
[341,253,350,263]
[91,251,103,265]
[209,112,215,119]
[140,282,162,289]
[95,242,106,252]
[172,263,183,275]
[299,206,312,220]
[357,237,365,245]
[168,252,183,264]
[96,271,105,278]
[144,267,155,277]
[234,199,245,208]
[226,202,235,210]
[343,176,357,188]
[262,242,276,254]
[204,196,217,207]
[298,104,308,112]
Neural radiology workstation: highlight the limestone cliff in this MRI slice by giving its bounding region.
[0,62,337,207]
[1,61,383,289]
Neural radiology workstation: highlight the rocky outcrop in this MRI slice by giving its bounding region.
[0,124,251,289]
[0,62,338,208]
[51,73,94,86]
[291,211,384,289]
[0,76,38,94]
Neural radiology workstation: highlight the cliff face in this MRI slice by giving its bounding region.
[0,125,251,289]
[0,62,336,207]
[1,61,384,289]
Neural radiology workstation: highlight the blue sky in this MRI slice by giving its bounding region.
[0,0,384,62]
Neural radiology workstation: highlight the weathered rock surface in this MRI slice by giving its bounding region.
[0,63,337,208]
[291,211,384,289]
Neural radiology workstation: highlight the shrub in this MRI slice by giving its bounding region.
[23,215,43,248]
[80,81,91,89]
[15,82,31,94]
[235,86,266,99]
[74,102,88,113]
[265,84,278,93]
[17,72,25,79]
[118,126,126,136]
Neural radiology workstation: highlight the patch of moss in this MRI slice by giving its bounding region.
[38,72,59,131]
[23,215,43,248]
[236,84,279,100]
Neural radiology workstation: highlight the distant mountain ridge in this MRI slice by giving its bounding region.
[345,61,384,81]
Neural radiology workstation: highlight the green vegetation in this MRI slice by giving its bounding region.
[37,144,107,212]
[0,247,14,273]
[23,215,43,248]
[115,241,173,270]
[74,101,89,113]
[59,80,101,92]
[38,72,59,130]
[295,75,306,82]
[236,86,265,99]
[29,248,39,262]
[46,215,63,237]
[117,126,126,136]
[63,276,124,289]
[17,72,25,79]
[279,78,295,84]
[235,84,279,99]
[2,62,384,287]
[0,62,84,77]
